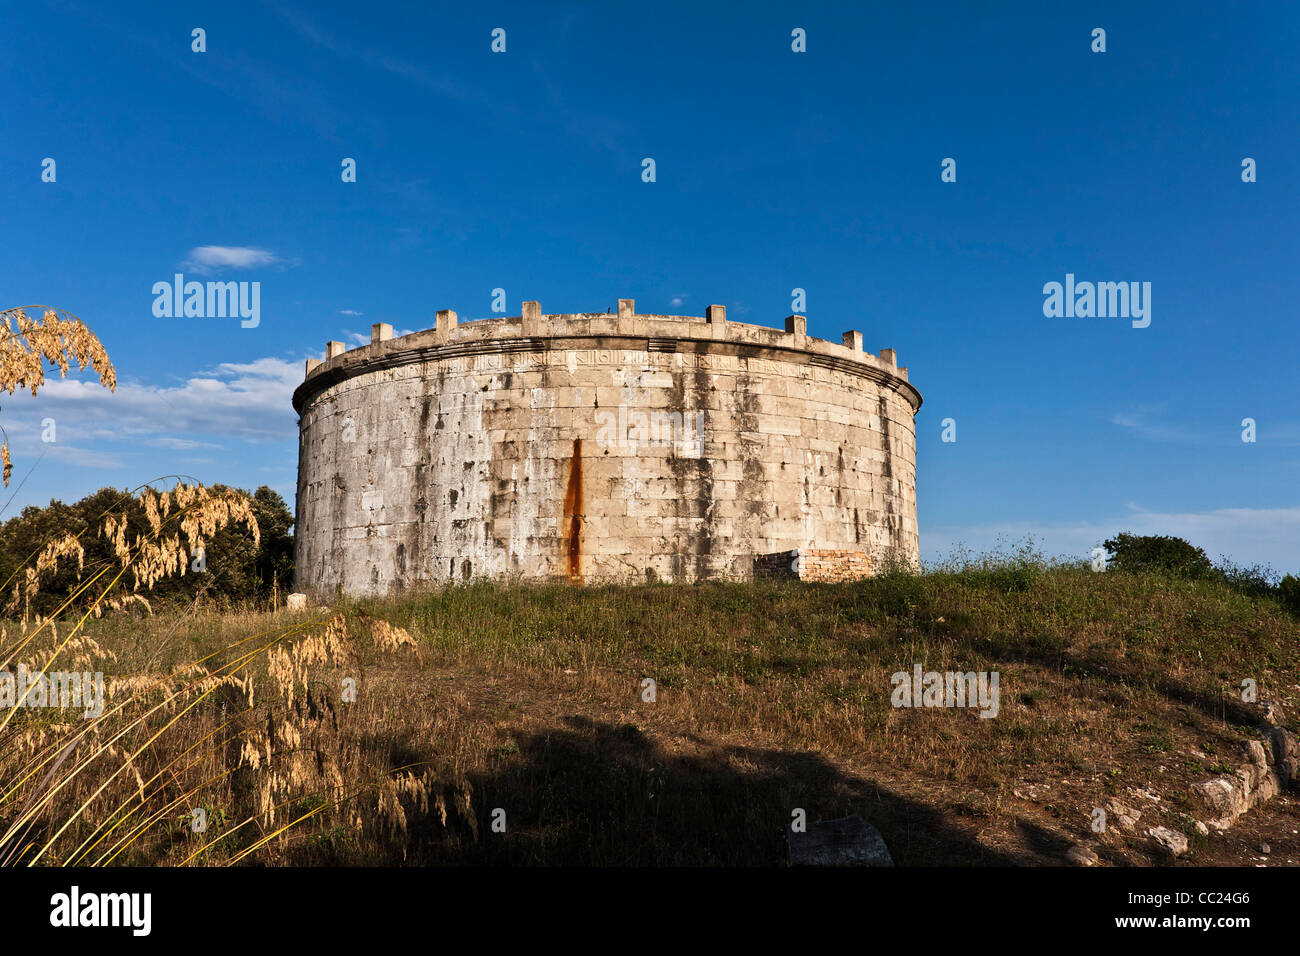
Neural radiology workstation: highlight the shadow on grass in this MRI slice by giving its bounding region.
[296,715,1023,866]
[979,638,1269,733]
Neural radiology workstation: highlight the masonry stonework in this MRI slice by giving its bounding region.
[754,549,875,583]
[292,302,922,597]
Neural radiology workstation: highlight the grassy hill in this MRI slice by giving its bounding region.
[12,554,1295,866]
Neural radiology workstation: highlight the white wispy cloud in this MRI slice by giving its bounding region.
[923,503,1300,572]
[1110,407,1206,444]
[267,1,633,154]
[24,443,124,471]
[1111,407,1300,447]
[339,309,365,316]
[181,246,285,274]
[268,1,485,107]
[5,357,302,448]
[57,2,346,138]
[144,437,223,450]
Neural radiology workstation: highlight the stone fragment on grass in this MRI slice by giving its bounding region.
[1013,784,1050,802]
[1271,727,1298,790]
[1245,738,1268,763]
[1192,775,1249,830]
[1147,826,1188,857]
[286,592,307,611]
[1106,799,1141,832]
[1257,698,1286,727]
[1191,737,1284,830]
[1065,844,1099,866]
[788,815,894,867]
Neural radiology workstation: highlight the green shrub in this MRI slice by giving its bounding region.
[1102,533,1214,579]
[1279,574,1300,615]
[1217,561,1278,599]
[0,484,294,615]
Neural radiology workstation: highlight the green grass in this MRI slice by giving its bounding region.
[8,559,1297,866]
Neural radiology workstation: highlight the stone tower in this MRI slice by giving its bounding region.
[292,301,921,596]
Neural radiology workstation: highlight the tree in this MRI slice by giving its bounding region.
[0,484,294,615]
[1102,533,1215,579]
[251,486,294,594]
[1279,575,1300,615]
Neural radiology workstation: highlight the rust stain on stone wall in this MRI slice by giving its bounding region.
[563,437,583,580]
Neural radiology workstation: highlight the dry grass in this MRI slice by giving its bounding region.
[0,479,299,866]
[0,306,456,865]
[0,306,115,487]
[0,604,434,865]
[4,562,1295,866]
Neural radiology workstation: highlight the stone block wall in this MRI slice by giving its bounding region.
[292,302,922,597]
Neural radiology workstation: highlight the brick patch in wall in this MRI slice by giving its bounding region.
[753,548,874,582]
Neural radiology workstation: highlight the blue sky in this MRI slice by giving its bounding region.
[2,1,1298,570]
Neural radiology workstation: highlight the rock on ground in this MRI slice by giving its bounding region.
[788,815,894,867]
[1147,826,1189,857]
[1066,845,1099,866]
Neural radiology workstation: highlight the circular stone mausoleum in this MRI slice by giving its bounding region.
[292,300,921,597]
